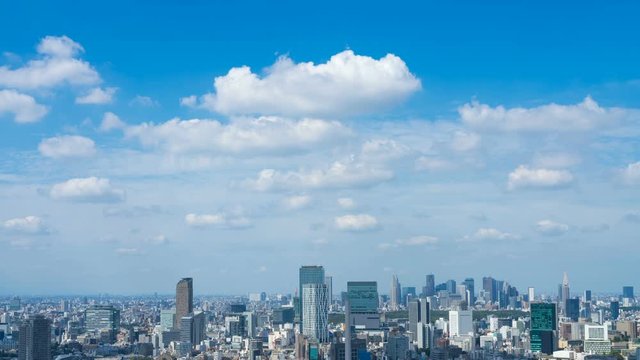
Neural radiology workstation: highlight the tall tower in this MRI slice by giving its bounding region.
[561,272,570,313]
[176,278,193,329]
[298,265,325,324]
[302,283,329,343]
[18,315,51,360]
[424,274,435,297]
[390,275,401,310]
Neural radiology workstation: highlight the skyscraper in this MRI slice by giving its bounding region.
[85,305,120,342]
[302,283,329,343]
[445,280,457,294]
[175,278,193,330]
[584,290,592,302]
[390,275,401,310]
[408,298,430,341]
[565,298,579,321]
[610,301,620,320]
[299,266,325,324]
[561,272,570,313]
[18,315,51,360]
[449,310,473,336]
[324,276,333,304]
[180,311,205,345]
[530,302,557,355]
[623,286,634,299]
[528,287,535,302]
[347,281,379,329]
[463,278,475,305]
[424,274,435,297]
[483,277,495,302]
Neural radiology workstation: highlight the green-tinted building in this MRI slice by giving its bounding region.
[348,282,378,313]
[298,266,325,324]
[530,302,557,355]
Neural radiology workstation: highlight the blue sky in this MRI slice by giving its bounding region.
[1,1,639,296]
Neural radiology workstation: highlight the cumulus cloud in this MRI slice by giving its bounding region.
[50,177,125,203]
[129,95,158,107]
[337,197,356,209]
[334,214,379,231]
[620,162,640,185]
[188,50,421,117]
[532,153,581,169]
[535,220,570,236]
[459,96,628,132]
[99,112,125,132]
[2,216,49,235]
[0,89,48,123]
[461,228,519,242]
[380,235,439,249]
[185,212,251,229]
[38,135,96,158]
[360,139,411,162]
[282,195,312,210]
[0,35,100,89]
[125,116,349,155]
[507,165,574,190]
[75,87,116,104]
[244,160,393,191]
[450,131,481,152]
[415,156,453,172]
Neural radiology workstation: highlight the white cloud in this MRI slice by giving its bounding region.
[536,220,570,236]
[0,89,48,123]
[337,197,356,209]
[0,36,100,90]
[459,96,628,132]
[75,87,117,104]
[50,177,125,203]
[2,216,49,235]
[145,234,169,245]
[185,212,250,229]
[620,162,640,185]
[125,116,349,155]
[360,139,411,162]
[461,228,519,242]
[532,153,581,169]
[180,95,197,107]
[99,112,126,132]
[507,165,574,190]
[380,235,439,249]
[38,135,96,158]
[334,214,379,232]
[244,160,393,191]
[415,156,453,172]
[450,131,481,152]
[282,195,312,210]
[115,248,142,256]
[190,50,421,117]
[130,95,158,107]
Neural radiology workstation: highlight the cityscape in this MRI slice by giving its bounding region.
[2,1,640,360]
[1,270,639,360]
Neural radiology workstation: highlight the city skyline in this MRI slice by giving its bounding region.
[2,1,640,295]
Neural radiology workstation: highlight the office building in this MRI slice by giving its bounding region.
[272,307,295,325]
[401,287,416,306]
[85,305,120,340]
[386,334,409,360]
[463,278,475,304]
[584,324,611,355]
[584,290,592,302]
[180,312,206,346]
[408,298,430,341]
[175,278,193,330]
[424,274,435,297]
[446,280,457,294]
[561,272,570,313]
[160,309,176,331]
[347,281,380,329]
[483,277,496,302]
[530,302,557,355]
[302,283,329,343]
[623,286,634,299]
[610,301,620,320]
[390,275,401,310]
[528,287,535,302]
[298,266,325,324]
[565,298,580,321]
[18,315,51,360]
[324,276,333,304]
[449,310,473,336]
[416,322,432,350]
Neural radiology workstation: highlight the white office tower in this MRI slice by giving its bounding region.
[416,322,432,350]
[584,324,611,355]
[528,287,535,302]
[449,310,473,336]
[302,283,329,343]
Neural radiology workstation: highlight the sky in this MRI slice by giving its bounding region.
[1,1,639,296]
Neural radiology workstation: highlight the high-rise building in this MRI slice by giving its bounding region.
[416,322,432,350]
[483,277,495,302]
[530,303,557,355]
[449,310,473,337]
[565,298,579,321]
[424,274,435,297]
[390,275,401,310]
[623,286,634,299]
[324,276,333,304]
[180,311,205,345]
[561,272,570,313]
[299,266,325,324]
[463,278,475,304]
[160,309,176,330]
[85,305,120,340]
[386,334,409,360]
[528,287,535,302]
[347,281,380,329]
[446,280,457,294]
[175,278,193,330]
[610,301,620,320]
[584,290,592,302]
[401,287,416,306]
[302,283,329,343]
[408,298,430,341]
[584,324,611,355]
[18,315,51,360]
